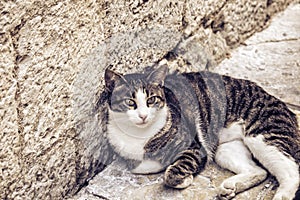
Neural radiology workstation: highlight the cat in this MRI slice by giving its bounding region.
[99,65,300,200]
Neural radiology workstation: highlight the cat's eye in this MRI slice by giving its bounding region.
[124,99,136,108]
[147,96,157,105]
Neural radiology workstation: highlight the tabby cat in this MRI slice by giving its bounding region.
[101,65,300,200]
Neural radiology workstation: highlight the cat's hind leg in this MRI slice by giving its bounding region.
[215,139,267,199]
[244,135,299,200]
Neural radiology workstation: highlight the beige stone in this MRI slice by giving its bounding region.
[0,0,296,199]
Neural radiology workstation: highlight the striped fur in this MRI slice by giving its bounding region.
[102,66,300,199]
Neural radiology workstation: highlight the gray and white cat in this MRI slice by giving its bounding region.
[99,65,300,200]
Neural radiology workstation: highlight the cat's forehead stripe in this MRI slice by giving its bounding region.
[131,85,148,97]
[136,89,147,106]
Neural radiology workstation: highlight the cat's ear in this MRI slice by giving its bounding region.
[104,68,125,91]
[146,65,168,86]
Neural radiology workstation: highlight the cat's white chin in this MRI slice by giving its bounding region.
[133,117,155,128]
[135,121,150,128]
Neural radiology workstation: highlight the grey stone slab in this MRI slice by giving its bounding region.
[214,3,300,106]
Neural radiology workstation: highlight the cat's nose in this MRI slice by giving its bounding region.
[139,114,148,121]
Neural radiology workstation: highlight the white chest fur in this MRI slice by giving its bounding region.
[107,107,168,161]
[107,122,149,161]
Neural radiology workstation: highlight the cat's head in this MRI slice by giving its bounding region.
[105,66,168,128]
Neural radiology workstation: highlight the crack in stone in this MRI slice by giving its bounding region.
[5,26,27,198]
[90,191,110,200]
[247,37,300,46]
[286,102,300,111]
[10,32,24,154]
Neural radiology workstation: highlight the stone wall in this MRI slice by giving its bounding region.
[0,0,294,199]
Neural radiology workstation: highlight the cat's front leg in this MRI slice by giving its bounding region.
[164,148,207,189]
[131,160,164,174]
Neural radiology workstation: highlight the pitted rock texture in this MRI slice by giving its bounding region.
[71,159,278,200]
[0,0,296,199]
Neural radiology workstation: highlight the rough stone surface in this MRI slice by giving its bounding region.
[72,159,278,200]
[72,2,300,200]
[214,2,300,125]
[0,0,298,199]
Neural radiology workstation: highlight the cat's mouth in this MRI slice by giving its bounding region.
[135,121,149,127]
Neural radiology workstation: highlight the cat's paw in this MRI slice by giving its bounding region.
[164,173,193,189]
[131,160,163,174]
[272,192,292,200]
[218,180,237,200]
[164,166,194,189]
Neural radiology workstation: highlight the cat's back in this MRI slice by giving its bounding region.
[165,70,298,138]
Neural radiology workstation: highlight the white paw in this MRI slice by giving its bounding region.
[131,160,163,174]
[173,175,194,189]
[218,180,236,199]
[272,192,292,200]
